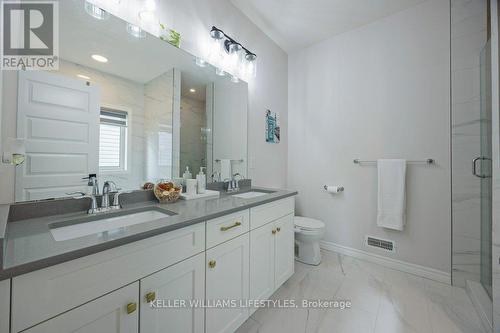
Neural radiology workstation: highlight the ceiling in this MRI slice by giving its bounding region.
[58,0,230,86]
[230,0,427,53]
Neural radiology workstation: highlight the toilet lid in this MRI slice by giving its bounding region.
[294,217,325,230]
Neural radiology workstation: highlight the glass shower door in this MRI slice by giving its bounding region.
[479,40,492,298]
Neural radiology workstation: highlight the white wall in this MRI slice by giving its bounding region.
[288,0,451,272]
[93,0,289,188]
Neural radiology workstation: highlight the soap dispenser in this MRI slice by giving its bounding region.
[183,166,192,180]
[197,167,206,194]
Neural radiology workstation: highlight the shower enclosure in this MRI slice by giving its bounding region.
[451,0,492,327]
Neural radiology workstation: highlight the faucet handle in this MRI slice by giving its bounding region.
[66,191,86,197]
[112,190,132,208]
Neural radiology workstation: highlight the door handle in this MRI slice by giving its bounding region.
[472,157,491,178]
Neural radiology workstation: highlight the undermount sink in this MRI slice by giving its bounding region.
[232,191,274,199]
[49,208,173,242]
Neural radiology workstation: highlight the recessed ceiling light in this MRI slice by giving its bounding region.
[91,54,108,63]
[77,74,91,80]
[189,88,196,93]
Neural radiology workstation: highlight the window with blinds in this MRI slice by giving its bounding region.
[99,108,128,171]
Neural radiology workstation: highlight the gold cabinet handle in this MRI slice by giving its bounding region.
[277,227,281,232]
[208,260,217,268]
[145,291,156,303]
[272,229,277,235]
[220,221,242,232]
[126,302,137,314]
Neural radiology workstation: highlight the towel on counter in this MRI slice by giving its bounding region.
[220,159,232,180]
[377,159,407,231]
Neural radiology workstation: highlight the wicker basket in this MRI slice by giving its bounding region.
[153,182,181,203]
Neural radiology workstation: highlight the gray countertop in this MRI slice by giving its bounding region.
[0,187,297,280]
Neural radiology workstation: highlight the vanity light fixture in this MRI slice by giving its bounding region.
[190,88,196,93]
[209,26,257,79]
[77,74,91,80]
[91,54,108,63]
[127,23,146,38]
[84,1,110,20]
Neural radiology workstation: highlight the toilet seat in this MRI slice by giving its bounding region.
[294,217,325,231]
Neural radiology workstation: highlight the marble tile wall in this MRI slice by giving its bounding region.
[451,0,488,287]
[144,71,175,182]
[180,95,207,177]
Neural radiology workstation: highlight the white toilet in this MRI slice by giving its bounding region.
[294,216,325,265]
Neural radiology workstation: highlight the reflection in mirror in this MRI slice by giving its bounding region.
[0,0,248,203]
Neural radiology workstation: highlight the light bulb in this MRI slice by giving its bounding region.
[84,1,109,20]
[127,23,146,38]
[215,68,226,76]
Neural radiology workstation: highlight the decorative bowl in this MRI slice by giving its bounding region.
[153,181,182,203]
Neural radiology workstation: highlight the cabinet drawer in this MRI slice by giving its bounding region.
[250,197,294,230]
[12,223,205,333]
[206,210,249,248]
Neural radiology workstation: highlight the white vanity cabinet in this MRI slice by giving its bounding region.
[249,214,294,314]
[206,233,250,333]
[23,282,139,333]
[6,196,296,333]
[140,252,205,333]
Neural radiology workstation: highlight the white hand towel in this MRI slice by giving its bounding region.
[220,159,232,181]
[377,159,406,231]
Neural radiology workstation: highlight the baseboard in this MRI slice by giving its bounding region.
[320,240,451,285]
[466,280,493,333]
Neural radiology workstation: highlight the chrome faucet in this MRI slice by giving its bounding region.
[224,173,244,192]
[68,177,126,214]
[101,181,117,210]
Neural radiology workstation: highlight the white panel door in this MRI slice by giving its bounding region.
[16,71,100,201]
[206,234,249,333]
[249,222,275,315]
[274,214,295,288]
[22,282,139,333]
[140,252,205,333]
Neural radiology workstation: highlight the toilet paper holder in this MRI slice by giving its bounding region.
[323,185,344,192]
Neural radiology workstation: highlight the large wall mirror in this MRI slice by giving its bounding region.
[1,0,248,202]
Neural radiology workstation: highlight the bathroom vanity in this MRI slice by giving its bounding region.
[0,189,296,333]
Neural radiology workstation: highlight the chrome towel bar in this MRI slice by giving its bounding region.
[353,158,435,165]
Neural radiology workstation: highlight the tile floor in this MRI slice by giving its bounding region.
[236,250,487,333]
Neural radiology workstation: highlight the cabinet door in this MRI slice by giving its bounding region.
[206,234,249,333]
[23,282,139,333]
[140,252,205,333]
[274,214,295,288]
[249,222,275,314]
[0,279,10,333]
